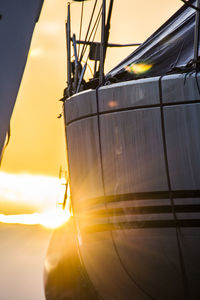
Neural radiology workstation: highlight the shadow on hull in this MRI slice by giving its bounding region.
[44,218,100,300]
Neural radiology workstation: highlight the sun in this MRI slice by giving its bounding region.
[0,172,72,229]
[0,203,71,229]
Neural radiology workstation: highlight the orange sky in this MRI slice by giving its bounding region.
[0,0,182,177]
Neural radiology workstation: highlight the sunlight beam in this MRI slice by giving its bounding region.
[0,206,71,229]
[0,172,71,228]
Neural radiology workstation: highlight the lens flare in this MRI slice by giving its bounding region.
[0,172,72,229]
[0,172,65,210]
[125,62,152,74]
[0,206,71,229]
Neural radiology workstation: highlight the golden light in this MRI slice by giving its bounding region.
[0,171,71,229]
[29,48,44,58]
[40,22,63,36]
[0,172,65,208]
[125,63,152,74]
[0,206,71,229]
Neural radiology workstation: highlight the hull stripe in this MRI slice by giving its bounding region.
[82,190,200,207]
[84,204,200,218]
[85,219,200,233]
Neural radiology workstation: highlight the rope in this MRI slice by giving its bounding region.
[80,4,102,61]
[76,6,102,91]
[80,0,98,61]
[78,1,84,59]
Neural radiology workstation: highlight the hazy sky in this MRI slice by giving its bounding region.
[0,0,184,217]
[0,223,51,300]
[0,0,182,178]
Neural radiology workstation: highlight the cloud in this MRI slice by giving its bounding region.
[29,48,44,58]
[40,22,63,36]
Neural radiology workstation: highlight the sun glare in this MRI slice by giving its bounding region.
[0,206,71,229]
[29,48,44,58]
[0,172,71,229]
[0,172,65,208]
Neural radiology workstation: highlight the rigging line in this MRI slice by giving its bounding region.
[76,8,101,92]
[95,86,156,300]
[80,0,98,61]
[81,4,102,61]
[84,7,102,64]
[78,1,84,59]
[78,6,102,83]
[158,76,189,300]
[73,40,141,47]
[88,6,102,49]
[81,58,93,76]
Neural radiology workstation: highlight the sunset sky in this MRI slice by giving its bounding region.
[0,2,185,299]
[0,0,182,217]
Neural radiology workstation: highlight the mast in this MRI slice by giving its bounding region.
[99,0,106,85]
[104,0,114,60]
[66,3,72,96]
[99,0,114,85]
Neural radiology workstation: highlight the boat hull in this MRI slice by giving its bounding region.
[45,74,200,299]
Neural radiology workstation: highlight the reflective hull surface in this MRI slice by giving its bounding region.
[45,74,200,299]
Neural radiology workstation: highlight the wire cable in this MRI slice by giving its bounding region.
[82,4,102,59]
[78,1,84,59]
[76,8,102,92]
[80,0,98,61]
